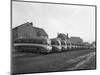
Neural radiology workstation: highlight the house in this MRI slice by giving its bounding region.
[12,22,48,41]
[69,37,83,44]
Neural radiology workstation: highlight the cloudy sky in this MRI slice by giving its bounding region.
[12,1,95,43]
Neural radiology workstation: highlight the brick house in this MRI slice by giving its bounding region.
[12,22,48,41]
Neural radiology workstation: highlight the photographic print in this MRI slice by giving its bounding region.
[11,0,96,75]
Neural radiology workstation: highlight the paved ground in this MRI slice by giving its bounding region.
[12,49,96,74]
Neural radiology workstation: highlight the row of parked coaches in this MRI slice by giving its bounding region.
[13,38,89,53]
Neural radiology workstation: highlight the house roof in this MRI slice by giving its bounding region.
[12,22,33,29]
[33,27,48,36]
[12,22,48,37]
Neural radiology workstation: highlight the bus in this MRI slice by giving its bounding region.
[13,38,52,53]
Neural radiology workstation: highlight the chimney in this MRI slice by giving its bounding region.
[66,33,69,39]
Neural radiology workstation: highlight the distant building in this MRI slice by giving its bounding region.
[57,33,69,40]
[12,22,48,41]
[69,37,83,44]
[57,33,72,46]
[57,33,83,45]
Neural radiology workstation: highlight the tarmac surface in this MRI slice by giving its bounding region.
[12,49,96,74]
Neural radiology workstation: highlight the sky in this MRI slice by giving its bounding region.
[12,1,95,43]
